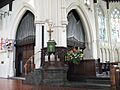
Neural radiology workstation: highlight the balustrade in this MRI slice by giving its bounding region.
[41,47,67,68]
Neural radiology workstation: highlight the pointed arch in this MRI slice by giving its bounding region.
[67,3,92,49]
[15,10,35,77]
[66,2,95,59]
[9,3,36,40]
[16,10,35,46]
[67,9,85,48]
[7,3,36,77]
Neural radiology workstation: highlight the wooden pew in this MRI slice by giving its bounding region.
[110,65,120,90]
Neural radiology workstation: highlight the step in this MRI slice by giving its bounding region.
[86,78,111,84]
[64,81,111,90]
[9,77,26,80]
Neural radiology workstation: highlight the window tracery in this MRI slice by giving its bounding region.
[97,6,106,41]
[111,8,120,42]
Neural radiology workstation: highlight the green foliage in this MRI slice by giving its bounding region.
[65,49,84,64]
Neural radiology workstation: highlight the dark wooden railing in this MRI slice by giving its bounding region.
[41,47,67,68]
[24,51,40,75]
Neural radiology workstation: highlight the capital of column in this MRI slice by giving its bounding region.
[35,20,45,25]
[61,21,68,26]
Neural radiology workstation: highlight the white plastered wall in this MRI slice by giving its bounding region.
[96,0,120,63]
[0,0,36,78]
[0,0,98,78]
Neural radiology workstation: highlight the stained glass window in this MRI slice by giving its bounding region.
[97,6,106,41]
[111,8,120,42]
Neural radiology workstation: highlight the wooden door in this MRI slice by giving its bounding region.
[15,11,35,77]
[15,44,34,77]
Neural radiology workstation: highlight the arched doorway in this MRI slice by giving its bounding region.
[67,9,87,80]
[67,9,85,49]
[15,11,35,77]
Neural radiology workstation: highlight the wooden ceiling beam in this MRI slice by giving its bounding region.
[93,0,97,3]
[103,0,120,2]
[0,0,14,10]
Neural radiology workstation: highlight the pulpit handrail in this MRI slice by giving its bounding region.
[24,51,41,65]
[24,51,41,75]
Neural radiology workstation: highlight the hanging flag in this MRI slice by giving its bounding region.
[0,38,14,51]
[4,39,14,51]
[0,38,5,50]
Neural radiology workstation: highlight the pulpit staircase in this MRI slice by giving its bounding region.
[24,71,111,89]
[23,50,41,84]
[23,47,68,85]
[23,47,111,89]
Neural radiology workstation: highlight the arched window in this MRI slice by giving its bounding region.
[97,6,106,41]
[111,8,120,42]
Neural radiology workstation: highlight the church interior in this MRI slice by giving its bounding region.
[0,0,120,90]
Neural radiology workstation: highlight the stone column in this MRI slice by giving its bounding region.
[34,0,45,21]
[49,0,67,47]
[107,9,112,62]
[60,0,68,47]
[93,2,99,60]
[34,0,46,68]
[34,21,45,69]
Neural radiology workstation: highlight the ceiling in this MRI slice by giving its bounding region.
[93,0,120,3]
[0,0,14,9]
[102,0,120,9]
[103,0,120,2]
[0,0,120,10]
